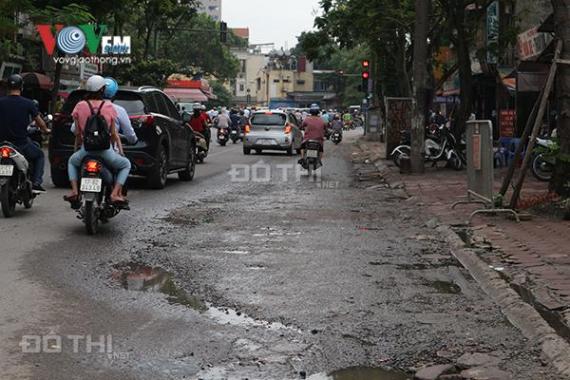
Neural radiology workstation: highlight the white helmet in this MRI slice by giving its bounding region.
[86,75,106,92]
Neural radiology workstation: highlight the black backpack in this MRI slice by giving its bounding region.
[83,100,111,151]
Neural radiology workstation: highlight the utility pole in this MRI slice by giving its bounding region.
[411,0,431,173]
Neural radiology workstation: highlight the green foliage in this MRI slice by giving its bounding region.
[207,80,232,108]
[111,59,178,87]
[30,3,95,24]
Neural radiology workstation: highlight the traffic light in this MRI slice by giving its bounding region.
[220,22,228,43]
[361,60,370,93]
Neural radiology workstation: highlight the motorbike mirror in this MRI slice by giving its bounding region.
[47,114,53,121]
[182,112,192,123]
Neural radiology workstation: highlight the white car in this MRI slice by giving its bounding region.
[243,110,303,155]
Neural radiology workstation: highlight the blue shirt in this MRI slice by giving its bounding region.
[0,95,39,146]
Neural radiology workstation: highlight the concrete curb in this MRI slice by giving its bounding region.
[354,141,570,378]
[437,225,570,378]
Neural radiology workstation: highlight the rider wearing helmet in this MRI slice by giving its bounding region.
[299,104,326,164]
[0,74,50,192]
[65,75,131,205]
[103,77,138,145]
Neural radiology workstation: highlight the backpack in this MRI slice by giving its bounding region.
[83,100,111,151]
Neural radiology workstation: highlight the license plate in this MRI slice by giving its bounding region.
[307,150,319,158]
[0,165,14,177]
[258,139,276,145]
[80,178,102,193]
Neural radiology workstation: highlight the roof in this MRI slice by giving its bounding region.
[231,28,250,39]
[163,88,208,102]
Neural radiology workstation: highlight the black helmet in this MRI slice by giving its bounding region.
[7,74,23,90]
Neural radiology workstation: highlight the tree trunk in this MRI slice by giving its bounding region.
[411,0,431,173]
[453,2,473,138]
[551,0,570,197]
[50,51,63,114]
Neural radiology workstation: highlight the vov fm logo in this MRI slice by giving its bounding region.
[36,24,131,55]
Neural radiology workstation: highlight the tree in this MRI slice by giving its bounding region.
[551,0,570,198]
[411,0,431,173]
[0,0,35,63]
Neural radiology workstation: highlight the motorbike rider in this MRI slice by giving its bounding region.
[330,114,343,134]
[64,75,131,205]
[342,110,353,128]
[189,104,209,147]
[0,74,50,193]
[299,105,326,166]
[214,108,231,130]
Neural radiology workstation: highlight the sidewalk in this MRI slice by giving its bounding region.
[355,139,570,340]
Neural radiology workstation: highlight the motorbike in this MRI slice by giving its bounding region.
[300,140,323,177]
[532,137,556,182]
[27,114,53,147]
[331,130,342,145]
[229,126,241,144]
[194,131,209,163]
[391,125,463,170]
[0,143,36,217]
[217,127,229,146]
[75,157,128,235]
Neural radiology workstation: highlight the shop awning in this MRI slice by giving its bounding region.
[163,88,208,102]
[21,72,53,90]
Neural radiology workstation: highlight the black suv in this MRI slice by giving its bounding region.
[49,86,196,189]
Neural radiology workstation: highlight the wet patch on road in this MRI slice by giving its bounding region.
[426,280,462,294]
[162,205,222,227]
[307,366,411,380]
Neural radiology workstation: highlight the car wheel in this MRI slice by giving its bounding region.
[243,147,251,155]
[178,143,196,182]
[286,146,293,156]
[51,167,70,188]
[148,145,169,189]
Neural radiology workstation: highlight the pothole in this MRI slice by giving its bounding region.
[307,366,411,380]
[112,263,300,332]
[427,280,462,294]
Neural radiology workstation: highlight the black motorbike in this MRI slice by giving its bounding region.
[75,157,128,235]
[331,130,342,145]
[229,126,241,144]
[300,140,323,177]
[217,127,229,146]
[0,143,36,217]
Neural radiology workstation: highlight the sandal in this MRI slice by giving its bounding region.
[63,194,81,210]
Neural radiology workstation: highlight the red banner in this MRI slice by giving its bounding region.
[500,110,516,137]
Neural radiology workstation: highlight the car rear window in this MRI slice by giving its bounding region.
[250,113,287,126]
[61,90,88,114]
[113,99,145,115]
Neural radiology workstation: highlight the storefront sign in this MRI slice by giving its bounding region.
[518,27,553,61]
[500,110,516,137]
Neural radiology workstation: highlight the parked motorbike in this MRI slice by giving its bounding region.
[75,157,128,235]
[194,131,209,163]
[391,125,463,170]
[331,130,342,145]
[300,140,323,177]
[532,137,556,182]
[217,127,229,146]
[0,143,36,217]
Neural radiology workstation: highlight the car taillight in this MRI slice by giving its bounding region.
[284,124,292,134]
[0,147,13,158]
[85,160,101,173]
[244,125,251,134]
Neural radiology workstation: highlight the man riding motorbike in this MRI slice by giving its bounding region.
[299,105,326,166]
[0,74,50,192]
[64,75,131,205]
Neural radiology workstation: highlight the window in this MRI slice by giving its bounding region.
[162,93,181,119]
[283,79,290,83]
[152,92,170,117]
[239,84,245,92]
[273,79,280,83]
[147,93,161,114]
[250,113,287,126]
[257,78,261,91]
[296,80,305,85]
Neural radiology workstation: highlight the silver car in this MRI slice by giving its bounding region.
[243,110,303,155]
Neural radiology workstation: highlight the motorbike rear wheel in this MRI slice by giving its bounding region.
[1,183,16,217]
[84,200,99,235]
[392,146,411,167]
[532,153,553,182]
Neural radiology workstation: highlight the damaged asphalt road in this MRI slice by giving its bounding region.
[1,134,562,379]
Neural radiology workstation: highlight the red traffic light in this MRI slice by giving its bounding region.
[362,71,370,79]
[362,60,370,68]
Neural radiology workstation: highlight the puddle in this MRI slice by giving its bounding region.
[308,367,411,380]
[223,250,250,255]
[114,263,299,332]
[428,280,462,294]
[113,263,207,311]
[205,304,301,332]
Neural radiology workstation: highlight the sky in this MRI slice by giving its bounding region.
[222,0,322,50]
